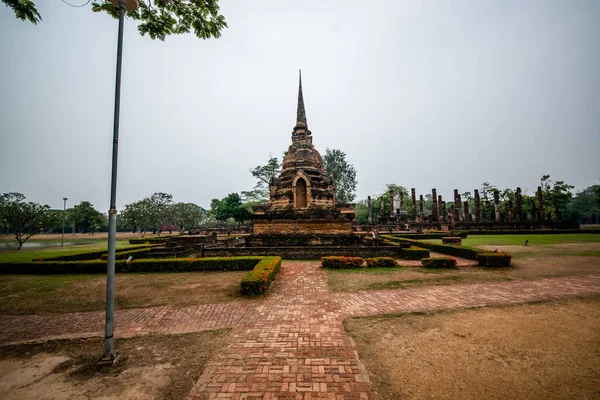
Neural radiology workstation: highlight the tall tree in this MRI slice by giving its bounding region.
[170,202,205,232]
[146,192,173,234]
[68,201,106,233]
[2,0,228,41]
[242,155,281,203]
[323,148,357,204]
[0,192,53,249]
[211,193,250,223]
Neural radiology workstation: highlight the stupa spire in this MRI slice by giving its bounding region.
[296,69,307,127]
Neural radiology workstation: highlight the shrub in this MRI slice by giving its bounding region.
[321,256,364,269]
[365,257,397,267]
[240,256,282,295]
[400,246,430,260]
[421,257,457,269]
[383,236,490,260]
[476,252,511,267]
[36,245,158,262]
[128,237,170,244]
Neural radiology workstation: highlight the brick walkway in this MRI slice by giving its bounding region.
[1,262,599,399]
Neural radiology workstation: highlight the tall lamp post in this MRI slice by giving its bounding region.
[99,0,139,365]
[61,197,68,247]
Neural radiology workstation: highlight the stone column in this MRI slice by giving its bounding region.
[389,190,395,216]
[419,195,424,222]
[515,187,523,223]
[537,186,545,220]
[379,197,384,217]
[493,191,501,221]
[485,200,492,222]
[411,188,417,221]
[507,199,513,223]
[438,195,443,221]
[453,189,461,222]
[440,201,447,223]
[431,189,439,223]
[399,191,404,208]
[367,196,373,224]
[474,189,481,223]
[464,201,471,222]
[449,205,455,230]
[529,198,536,222]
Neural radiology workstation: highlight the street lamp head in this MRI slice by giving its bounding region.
[63,197,68,201]
[110,0,139,12]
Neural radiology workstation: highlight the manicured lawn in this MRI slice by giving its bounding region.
[0,270,249,315]
[433,233,600,247]
[0,240,136,263]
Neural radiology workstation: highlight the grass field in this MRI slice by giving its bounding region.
[0,240,136,262]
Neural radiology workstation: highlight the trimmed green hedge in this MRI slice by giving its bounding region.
[422,257,457,269]
[101,247,155,260]
[400,246,430,260]
[476,253,512,267]
[240,256,282,295]
[0,256,282,295]
[36,245,158,262]
[467,230,598,235]
[321,256,364,269]
[389,231,468,239]
[382,235,512,267]
[129,237,171,244]
[365,257,397,267]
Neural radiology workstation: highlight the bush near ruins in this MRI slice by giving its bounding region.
[240,256,282,295]
[476,253,512,268]
[365,257,398,267]
[421,257,457,269]
[321,256,364,269]
[400,246,430,260]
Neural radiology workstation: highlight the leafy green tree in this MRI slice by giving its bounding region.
[242,155,281,203]
[211,193,250,223]
[68,201,106,233]
[0,192,53,249]
[170,202,205,232]
[480,182,497,202]
[2,0,228,41]
[323,148,357,204]
[145,192,173,234]
[120,199,151,235]
[540,175,574,219]
[353,200,369,223]
[571,185,600,224]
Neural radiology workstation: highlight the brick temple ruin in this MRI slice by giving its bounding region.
[251,71,355,234]
[357,186,578,232]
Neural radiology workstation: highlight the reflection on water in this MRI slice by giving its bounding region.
[0,241,83,250]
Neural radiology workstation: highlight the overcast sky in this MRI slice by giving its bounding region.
[1,0,599,211]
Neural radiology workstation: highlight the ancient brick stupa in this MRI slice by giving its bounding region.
[252,72,355,234]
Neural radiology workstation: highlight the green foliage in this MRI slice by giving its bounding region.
[0,192,54,249]
[476,253,511,268]
[365,257,397,267]
[321,256,364,269]
[2,0,227,41]
[540,175,574,219]
[67,201,106,233]
[2,0,40,23]
[170,202,206,232]
[37,244,156,261]
[421,257,457,269]
[240,256,282,295]
[571,185,600,224]
[385,236,491,260]
[323,148,357,204]
[242,155,281,203]
[399,246,430,260]
[353,200,369,223]
[211,193,250,223]
[129,237,170,244]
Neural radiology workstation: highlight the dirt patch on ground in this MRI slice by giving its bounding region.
[0,271,250,315]
[325,255,600,292]
[0,329,231,399]
[345,296,600,400]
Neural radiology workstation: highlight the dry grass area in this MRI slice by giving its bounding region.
[326,242,600,292]
[0,271,249,315]
[345,296,600,400]
[0,329,231,400]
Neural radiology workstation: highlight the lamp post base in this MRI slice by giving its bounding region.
[97,352,120,366]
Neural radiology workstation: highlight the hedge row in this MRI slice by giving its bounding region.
[466,229,599,235]
[365,257,397,267]
[240,256,282,295]
[382,236,512,267]
[101,247,154,260]
[422,257,457,269]
[34,245,157,262]
[321,256,364,269]
[400,246,430,260]
[129,237,171,244]
[390,231,468,239]
[476,253,512,267]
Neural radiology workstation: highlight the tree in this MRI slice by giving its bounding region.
[571,185,600,224]
[0,192,53,249]
[323,148,357,204]
[170,202,205,232]
[241,155,281,203]
[146,192,173,234]
[480,182,497,202]
[211,193,250,223]
[68,201,106,233]
[120,199,152,235]
[2,0,228,41]
[540,175,574,219]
